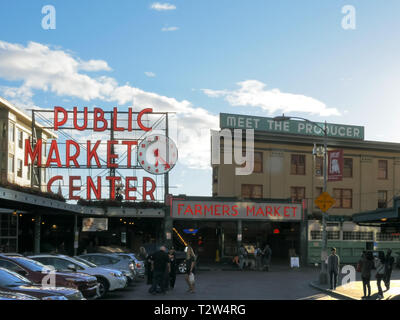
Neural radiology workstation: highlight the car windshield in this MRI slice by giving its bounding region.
[74,257,97,268]
[0,268,31,287]
[12,257,50,272]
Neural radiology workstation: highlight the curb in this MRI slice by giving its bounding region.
[309,281,358,300]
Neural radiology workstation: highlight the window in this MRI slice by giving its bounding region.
[81,255,114,265]
[17,159,23,178]
[343,158,353,178]
[310,231,322,240]
[253,152,263,173]
[241,184,263,199]
[8,122,15,142]
[343,232,373,240]
[0,259,25,274]
[315,157,323,176]
[310,231,340,240]
[378,191,387,209]
[376,233,400,241]
[8,155,14,173]
[213,167,218,184]
[50,258,83,271]
[240,151,263,173]
[328,231,340,240]
[378,160,388,179]
[290,187,305,202]
[291,155,305,175]
[18,130,23,149]
[333,188,352,209]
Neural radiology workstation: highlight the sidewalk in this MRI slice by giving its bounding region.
[310,279,400,300]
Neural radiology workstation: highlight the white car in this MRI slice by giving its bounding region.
[29,254,127,299]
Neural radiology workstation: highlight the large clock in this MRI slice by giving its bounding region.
[137,134,178,175]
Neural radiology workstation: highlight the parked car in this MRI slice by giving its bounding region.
[114,253,145,278]
[0,254,99,299]
[0,290,39,300]
[77,253,136,284]
[0,267,84,300]
[29,254,127,298]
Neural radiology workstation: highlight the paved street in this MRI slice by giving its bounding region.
[104,266,325,300]
[102,266,400,300]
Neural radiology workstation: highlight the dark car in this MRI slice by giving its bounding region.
[0,267,83,300]
[0,254,99,299]
[144,244,187,274]
[0,290,39,300]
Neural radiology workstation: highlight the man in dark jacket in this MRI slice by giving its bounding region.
[384,249,395,290]
[327,247,340,290]
[148,246,170,295]
[359,251,374,299]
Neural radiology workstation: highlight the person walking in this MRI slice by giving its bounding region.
[384,249,395,291]
[255,244,263,271]
[168,248,177,290]
[327,247,340,290]
[148,245,170,295]
[262,244,272,271]
[238,244,248,271]
[375,251,386,299]
[359,251,374,299]
[138,247,152,285]
[185,246,196,293]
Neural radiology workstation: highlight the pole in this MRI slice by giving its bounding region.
[164,113,173,248]
[109,112,115,199]
[34,215,41,255]
[73,214,78,256]
[319,121,328,284]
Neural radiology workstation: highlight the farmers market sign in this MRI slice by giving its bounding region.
[220,113,364,140]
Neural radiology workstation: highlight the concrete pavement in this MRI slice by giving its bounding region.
[309,269,400,300]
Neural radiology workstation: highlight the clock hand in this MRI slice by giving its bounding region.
[153,148,172,169]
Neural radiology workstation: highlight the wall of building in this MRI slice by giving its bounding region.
[213,139,400,217]
[1,104,50,191]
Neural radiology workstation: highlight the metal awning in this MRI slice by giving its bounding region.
[353,207,398,223]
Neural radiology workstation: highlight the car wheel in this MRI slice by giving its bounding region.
[97,278,109,299]
[178,262,187,274]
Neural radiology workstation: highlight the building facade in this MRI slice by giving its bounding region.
[212,113,400,264]
[0,96,54,190]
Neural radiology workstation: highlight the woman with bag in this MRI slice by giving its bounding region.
[185,246,196,293]
[375,251,386,299]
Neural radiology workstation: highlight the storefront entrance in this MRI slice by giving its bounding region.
[242,221,300,260]
[0,211,18,253]
[173,220,301,263]
[171,196,305,264]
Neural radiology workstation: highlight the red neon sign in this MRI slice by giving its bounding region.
[25,106,164,201]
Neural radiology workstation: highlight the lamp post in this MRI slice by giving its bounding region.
[273,114,328,284]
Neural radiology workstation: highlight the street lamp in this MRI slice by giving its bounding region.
[273,114,328,284]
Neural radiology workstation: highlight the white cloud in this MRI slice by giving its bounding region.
[0,40,218,170]
[150,2,176,11]
[78,59,112,72]
[144,71,156,78]
[161,26,179,32]
[202,80,341,117]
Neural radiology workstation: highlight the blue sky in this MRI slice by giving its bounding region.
[1,1,400,199]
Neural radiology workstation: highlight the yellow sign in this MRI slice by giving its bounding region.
[314,192,335,212]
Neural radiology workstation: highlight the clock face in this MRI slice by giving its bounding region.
[137,134,178,175]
